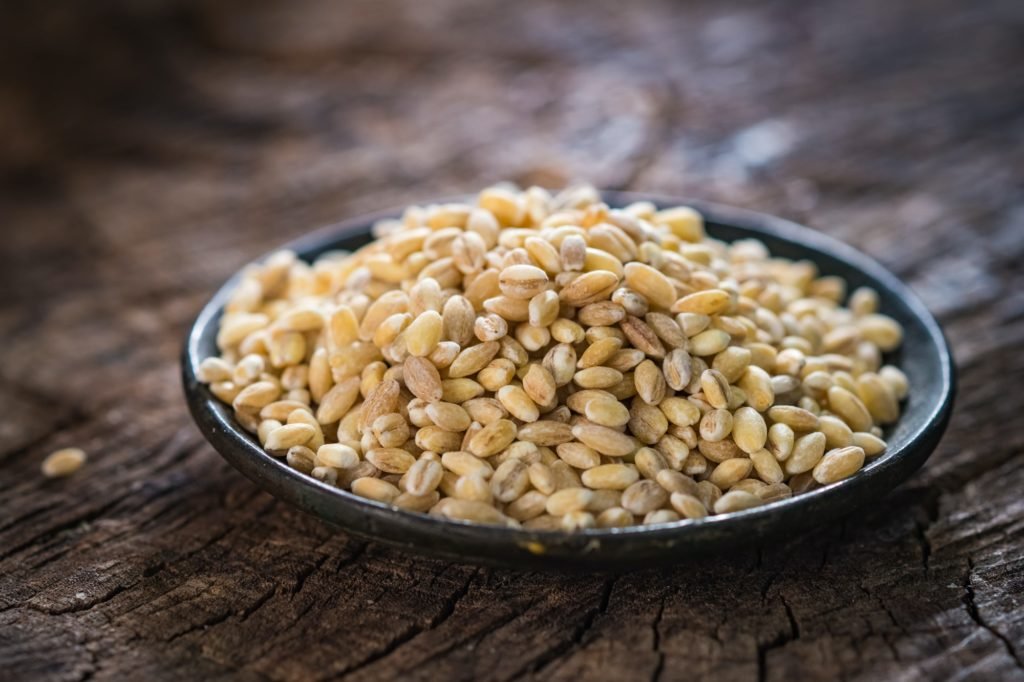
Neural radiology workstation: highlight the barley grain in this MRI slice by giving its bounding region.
[441,378,485,403]
[366,447,416,474]
[784,432,827,475]
[732,407,767,453]
[352,477,401,503]
[506,491,549,521]
[572,423,637,457]
[583,395,631,427]
[448,341,501,378]
[41,448,86,478]
[467,419,517,457]
[577,337,622,369]
[372,413,409,448]
[700,369,731,410]
[517,420,574,446]
[425,401,471,432]
[813,446,866,484]
[634,359,667,405]
[620,315,666,358]
[405,458,444,495]
[264,423,315,451]
[285,446,317,475]
[582,463,640,490]
[879,365,909,400]
[496,384,539,422]
[656,470,699,497]
[855,372,900,424]
[852,432,887,457]
[547,487,594,516]
[621,480,668,515]
[713,490,762,514]
[574,366,623,389]
[597,507,635,528]
[316,443,359,469]
[767,405,819,432]
[827,385,873,432]
[474,313,508,342]
[623,262,676,310]
[659,396,700,427]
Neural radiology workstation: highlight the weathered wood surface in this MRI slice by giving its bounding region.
[1,0,1022,680]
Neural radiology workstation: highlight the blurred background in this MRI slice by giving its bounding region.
[2,0,1020,296]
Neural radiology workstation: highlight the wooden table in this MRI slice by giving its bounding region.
[2,1,1022,679]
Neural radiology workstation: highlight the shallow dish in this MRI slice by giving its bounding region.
[182,192,955,570]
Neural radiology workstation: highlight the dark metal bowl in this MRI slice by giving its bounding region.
[182,193,955,570]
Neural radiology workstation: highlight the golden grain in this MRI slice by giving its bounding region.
[517,420,575,446]
[813,446,866,484]
[574,366,623,389]
[623,262,676,310]
[581,463,640,490]
[767,405,820,432]
[827,385,873,432]
[855,372,900,424]
[621,480,668,515]
[634,359,667,405]
[852,431,887,458]
[474,313,508,342]
[497,384,540,422]
[316,443,359,469]
[689,329,731,356]
[462,397,506,425]
[879,365,909,400]
[448,341,501,378]
[555,442,601,470]
[286,446,317,475]
[784,432,827,475]
[560,270,620,306]
[700,369,731,410]
[467,419,517,457]
[366,448,416,474]
[620,315,666,358]
[749,448,784,484]
[546,487,594,516]
[264,423,315,451]
[583,395,631,427]
[713,490,762,514]
[577,337,622,369]
[41,448,87,478]
[732,407,767,454]
[658,396,700,427]
[572,423,637,457]
[596,507,635,527]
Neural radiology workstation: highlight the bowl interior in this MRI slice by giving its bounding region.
[183,193,954,570]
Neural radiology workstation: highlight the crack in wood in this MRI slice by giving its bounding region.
[520,576,621,678]
[756,606,795,682]
[962,556,1024,671]
[912,491,941,574]
[338,565,478,677]
[649,585,668,682]
[0,495,125,563]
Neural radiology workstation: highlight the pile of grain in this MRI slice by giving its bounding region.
[198,185,906,530]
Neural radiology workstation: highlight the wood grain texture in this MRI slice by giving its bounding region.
[1,0,1022,680]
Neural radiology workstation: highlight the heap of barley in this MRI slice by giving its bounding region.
[198,185,907,530]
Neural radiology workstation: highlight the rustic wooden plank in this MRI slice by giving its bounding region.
[1,0,1022,680]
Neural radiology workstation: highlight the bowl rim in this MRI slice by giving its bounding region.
[182,192,955,550]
